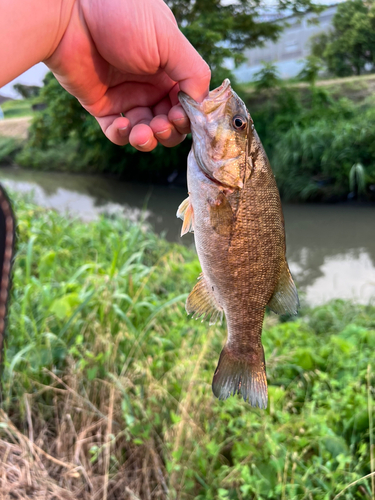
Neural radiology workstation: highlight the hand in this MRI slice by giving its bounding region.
[45,0,211,151]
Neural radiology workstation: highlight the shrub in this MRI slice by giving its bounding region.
[0,137,22,164]
[272,107,375,200]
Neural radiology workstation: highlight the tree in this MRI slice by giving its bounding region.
[311,0,375,77]
[297,55,323,85]
[166,0,321,87]
[13,83,40,99]
[252,63,281,90]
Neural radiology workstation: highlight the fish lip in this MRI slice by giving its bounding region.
[178,91,199,118]
[207,78,231,100]
[178,78,232,117]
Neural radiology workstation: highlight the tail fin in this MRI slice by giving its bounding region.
[212,345,268,409]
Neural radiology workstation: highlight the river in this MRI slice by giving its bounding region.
[1,166,375,307]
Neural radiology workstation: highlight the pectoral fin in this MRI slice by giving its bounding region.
[186,274,223,325]
[267,261,299,315]
[176,196,194,236]
[208,192,233,237]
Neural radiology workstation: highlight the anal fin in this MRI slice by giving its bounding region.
[268,260,299,315]
[186,274,223,325]
[176,196,194,236]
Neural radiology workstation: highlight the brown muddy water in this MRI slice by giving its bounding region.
[1,166,375,307]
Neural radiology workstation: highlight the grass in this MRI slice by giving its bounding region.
[0,98,34,119]
[0,136,22,164]
[241,73,375,106]
[0,194,375,499]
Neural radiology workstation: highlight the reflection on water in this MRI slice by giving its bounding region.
[1,166,374,306]
[283,204,375,305]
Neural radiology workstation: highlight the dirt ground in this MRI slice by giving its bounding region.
[0,117,31,140]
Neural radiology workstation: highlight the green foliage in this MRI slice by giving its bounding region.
[349,163,367,195]
[246,83,375,201]
[311,0,375,77]
[0,137,22,164]
[297,55,323,85]
[252,62,281,90]
[2,195,375,498]
[270,106,375,201]
[167,0,320,87]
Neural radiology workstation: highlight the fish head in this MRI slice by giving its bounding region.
[179,79,253,189]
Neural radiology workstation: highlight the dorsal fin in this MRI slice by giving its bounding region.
[267,261,299,315]
[186,274,223,325]
[176,196,194,236]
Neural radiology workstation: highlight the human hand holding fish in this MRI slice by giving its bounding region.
[0,0,210,151]
[177,80,299,409]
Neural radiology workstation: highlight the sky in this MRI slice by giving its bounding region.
[0,62,49,99]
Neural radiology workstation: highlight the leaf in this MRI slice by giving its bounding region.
[50,293,80,320]
[87,367,98,381]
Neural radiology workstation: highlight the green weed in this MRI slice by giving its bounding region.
[0,196,374,499]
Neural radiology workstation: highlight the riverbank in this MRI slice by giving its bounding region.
[1,71,375,201]
[0,116,31,139]
[0,197,374,499]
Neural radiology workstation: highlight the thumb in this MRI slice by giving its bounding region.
[157,7,211,102]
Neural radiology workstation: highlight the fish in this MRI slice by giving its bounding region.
[176,79,299,409]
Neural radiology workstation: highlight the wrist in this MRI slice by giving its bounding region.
[0,0,75,87]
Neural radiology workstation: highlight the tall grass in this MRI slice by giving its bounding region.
[271,109,375,201]
[0,136,22,164]
[0,195,374,499]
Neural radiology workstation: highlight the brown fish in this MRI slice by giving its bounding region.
[176,79,299,409]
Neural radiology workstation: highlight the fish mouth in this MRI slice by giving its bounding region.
[207,78,231,100]
[178,78,232,119]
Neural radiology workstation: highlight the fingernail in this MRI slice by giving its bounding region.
[118,126,128,136]
[138,138,151,147]
[155,129,169,137]
[173,118,188,124]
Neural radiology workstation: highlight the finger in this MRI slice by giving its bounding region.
[168,105,190,135]
[123,107,158,152]
[129,123,158,152]
[96,115,130,145]
[84,80,174,117]
[125,106,154,127]
[156,15,211,102]
[152,96,172,116]
[150,115,186,148]
[168,84,180,107]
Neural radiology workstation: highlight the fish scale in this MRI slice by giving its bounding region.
[177,79,299,408]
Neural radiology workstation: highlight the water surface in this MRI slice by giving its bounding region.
[1,166,374,306]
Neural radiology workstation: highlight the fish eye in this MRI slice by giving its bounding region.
[232,115,247,131]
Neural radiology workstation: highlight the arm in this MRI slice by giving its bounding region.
[0,0,74,87]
